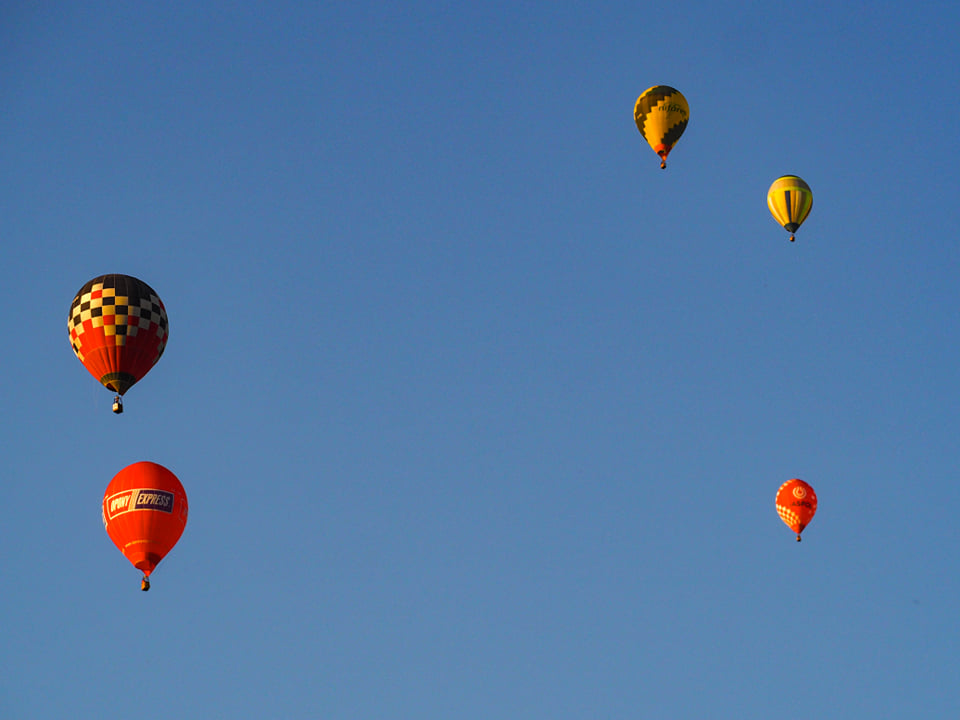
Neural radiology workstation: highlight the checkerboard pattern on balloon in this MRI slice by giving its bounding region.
[68,275,168,363]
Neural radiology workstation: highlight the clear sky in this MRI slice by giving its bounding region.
[3,2,960,718]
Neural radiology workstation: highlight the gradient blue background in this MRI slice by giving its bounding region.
[3,2,959,717]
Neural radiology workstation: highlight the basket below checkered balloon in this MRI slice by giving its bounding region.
[68,274,168,413]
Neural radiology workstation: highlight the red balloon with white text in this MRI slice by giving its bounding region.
[102,461,188,590]
[775,479,817,542]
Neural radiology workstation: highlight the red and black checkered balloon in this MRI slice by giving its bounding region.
[68,274,168,397]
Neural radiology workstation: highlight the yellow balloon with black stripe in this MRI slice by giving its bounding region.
[634,86,689,169]
[767,175,812,242]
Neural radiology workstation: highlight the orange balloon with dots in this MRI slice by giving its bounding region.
[102,461,188,590]
[775,479,817,542]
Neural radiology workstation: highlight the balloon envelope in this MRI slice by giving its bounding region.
[102,461,188,577]
[775,479,817,540]
[767,176,812,240]
[634,85,689,168]
[68,274,168,397]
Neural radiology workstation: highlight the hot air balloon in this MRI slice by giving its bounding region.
[767,175,812,241]
[775,479,817,542]
[634,85,689,169]
[102,461,188,590]
[68,274,168,413]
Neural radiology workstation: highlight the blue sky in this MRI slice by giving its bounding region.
[2,2,959,717]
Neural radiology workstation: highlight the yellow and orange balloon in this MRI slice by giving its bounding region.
[634,86,689,169]
[775,479,817,541]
